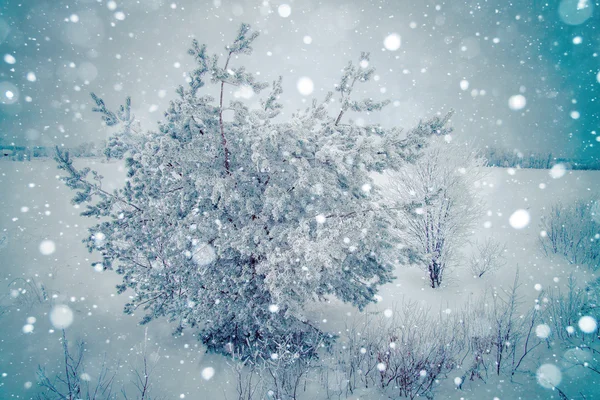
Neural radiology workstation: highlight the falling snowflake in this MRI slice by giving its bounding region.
[383,33,401,51]
[509,209,530,229]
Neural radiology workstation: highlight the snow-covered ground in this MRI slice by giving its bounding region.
[0,159,598,399]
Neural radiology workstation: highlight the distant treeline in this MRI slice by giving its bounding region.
[484,147,600,170]
[0,141,105,161]
[3,143,600,170]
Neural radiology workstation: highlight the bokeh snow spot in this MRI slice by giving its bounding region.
[509,209,530,229]
[39,240,56,255]
[383,33,401,51]
[536,363,561,389]
[558,0,594,25]
[578,316,597,333]
[201,367,215,380]
[278,4,291,18]
[192,243,216,266]
[535,324,551,339]
[508,94,526,110]
[549,164,566,179]
[297,77,314,96]
[268,304,279,313]
[50,305,74,329]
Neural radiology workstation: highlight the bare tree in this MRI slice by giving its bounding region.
[227,330,324,400]
[469,238,506,278]
[4,277,52,314]
[385,138,485,288]
[227,356,268,400]
[539,199,600,270]
[330,302,463,399]
[544,275,586,342]
[37,329,161,400]
[543,276,600,376]
[123,328,161,400]
[37,330,117,400]
[456,270,544,386]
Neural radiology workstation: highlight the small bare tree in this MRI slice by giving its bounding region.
[123,328,161,400]
[37,329,161,400]
[540,199,600,270]
[228,330,324,400]
[543,275,586,342]
[385,138,485,288]
[469,238,506,278]
[534,276,600,400]
[331,302,463,399]
[228,355,268,400]
[37,330,117,400]
[457,270,543,386]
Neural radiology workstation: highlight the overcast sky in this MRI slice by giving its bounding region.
[0,0,599,159]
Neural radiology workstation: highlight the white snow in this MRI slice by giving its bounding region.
[50,304,74,329]
[549,163,567,179]
[2,161,599,399]
[191,243,216,266]
[268,304,279,313]
[508,94,526,110]
[296,77,314,96]
[201,367,215,380]
[509,209,530,229]
[536,364,562,389]
[277,4,291,18]
[578,316,598,333]
[535,324,551,339]
[39,239,56,255]
[383,33,401,51]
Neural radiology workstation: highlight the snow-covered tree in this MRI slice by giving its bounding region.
[55,24,452,358]
[384,138,485,288]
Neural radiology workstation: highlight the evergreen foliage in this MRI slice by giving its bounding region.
[55,24,452,358]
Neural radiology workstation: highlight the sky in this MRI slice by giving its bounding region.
[0,0,599,159]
